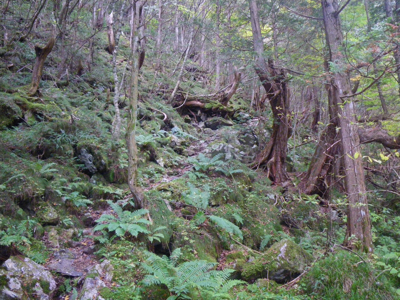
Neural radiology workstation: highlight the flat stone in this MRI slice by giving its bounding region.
[47,258,83,277]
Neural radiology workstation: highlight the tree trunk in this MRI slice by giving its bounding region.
[249,0,290,184]
[111,2,125,140]
[106,11,115,54]
[127,0,145,209]
[321,0,372,252]
[28,36,55,96]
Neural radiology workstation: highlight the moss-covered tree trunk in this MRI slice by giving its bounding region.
[28,37,55,96]
[127,0,145,209]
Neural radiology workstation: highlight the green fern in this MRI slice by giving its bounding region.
[208,215,243,241]
[94,200,150,239]
[189,153,225,173]
[142,248,245,299]
[182,183,210,211]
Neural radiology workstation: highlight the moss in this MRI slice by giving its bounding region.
[0,274,9,289]
[172,220,221,263]
[300,251,396,299]
[145,192,175,243]
[242,239,312,282]
[140,284,170,300]
[40,279,50,294]
[0,92,22,129]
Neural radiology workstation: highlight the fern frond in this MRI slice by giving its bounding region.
[208,215,243,240]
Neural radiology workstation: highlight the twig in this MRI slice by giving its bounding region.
[230,236,264,255]
[334,244,367,264]
[149,107,168,121]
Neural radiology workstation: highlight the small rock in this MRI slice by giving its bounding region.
[82,213,95,227]
[205,117,234,130]
[47,227,60,249]
[83,246,95,255]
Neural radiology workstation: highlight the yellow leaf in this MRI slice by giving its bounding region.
[354,152,360,159]
[379,153,390,162]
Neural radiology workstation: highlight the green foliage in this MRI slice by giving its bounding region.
[94,200,150,239]
[182,183,210,211]
[0,217,37,248]
[142,248,245,299]
[63,191,93,208]
[208,215,243,241]
[300,251,395,299]
[189,153,225,173]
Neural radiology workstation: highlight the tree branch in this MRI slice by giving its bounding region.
[282,5,323,20]
[336,0,352,16]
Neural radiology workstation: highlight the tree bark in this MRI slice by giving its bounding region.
[28,36,55,96]
[111,2,126,140]
[106,11,115,54]
[249,0,290,184]
[321,0,372,253]
[127,0,145,209]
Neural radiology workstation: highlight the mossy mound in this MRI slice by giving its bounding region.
[172,219,221,263]
[242,239,312,283]
[300,250,395,299]
[0,92,22,129]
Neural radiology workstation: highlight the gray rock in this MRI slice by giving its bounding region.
[0,257,56,300]
[47,250,83,277]
[205,117,234,130]
[79,260,113,300]
[79,149,97,174]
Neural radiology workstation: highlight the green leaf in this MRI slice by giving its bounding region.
[115,227,125,237]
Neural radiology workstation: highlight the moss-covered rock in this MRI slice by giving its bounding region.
[36,203,60,225]
[0,93,22,129]
[172,220,221,263]
[242,239,312,283]
[146,191,175,244]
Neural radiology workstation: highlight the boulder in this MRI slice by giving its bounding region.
[37,203,60,225]
[242,239,312,283]
[78,260,113,300]
[0,256,56,300]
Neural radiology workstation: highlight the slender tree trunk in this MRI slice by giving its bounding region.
[364,0,389,115]
[169,26,194,103]
[321,0,372,252]
[155,0,163,70]
[249,0,290,184]
[111,2,126,139]
[28,36,55,96]
[215,0,221,90]
[127,0,145,209]
[393,1,400,96]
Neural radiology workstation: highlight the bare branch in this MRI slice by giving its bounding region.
[282,5,323,20]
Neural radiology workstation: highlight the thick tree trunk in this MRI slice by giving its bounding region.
[249,0,290,184]
[28,36,55,96]
[322,0,372,252]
